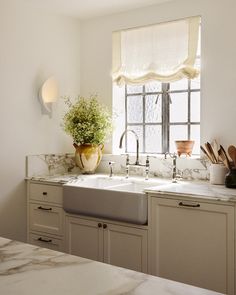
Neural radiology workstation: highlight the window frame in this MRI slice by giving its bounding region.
[124,66,200,155]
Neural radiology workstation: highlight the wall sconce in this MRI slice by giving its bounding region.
[39,76,59,114]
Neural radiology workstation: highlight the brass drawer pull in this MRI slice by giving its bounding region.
[103,224,107,229]
[37,206,52,211]
[179,202,200,208]
[42,192,47,195]
[37,237,52,243]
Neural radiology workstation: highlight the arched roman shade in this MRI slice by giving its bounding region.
[112,16,200,86]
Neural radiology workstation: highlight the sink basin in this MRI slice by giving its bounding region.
[63,176,166,224]
[67,176,126,189]
[108,182,159,193]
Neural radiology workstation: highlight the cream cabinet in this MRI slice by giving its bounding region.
[66,215,148,273]
[149,196,235,295]
[65,216,103,261]
[27,181,65,252]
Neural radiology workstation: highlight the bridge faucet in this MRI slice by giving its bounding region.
[119,129,150,179]
[119,129,140,165]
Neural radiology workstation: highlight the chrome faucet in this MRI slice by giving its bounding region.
[119,129,150,179]
[164,152,181,183]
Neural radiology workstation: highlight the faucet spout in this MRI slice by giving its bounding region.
[119,129,140,165]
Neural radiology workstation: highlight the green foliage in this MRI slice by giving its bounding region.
[63,95,112,145]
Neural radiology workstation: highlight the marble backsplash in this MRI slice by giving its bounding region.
[26,153,210,181]
[26,154,80,177]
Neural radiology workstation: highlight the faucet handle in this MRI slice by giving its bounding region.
[146,155,150,167]
[125,154,129,166]
[145,155,150,180]
[108,161,115,178]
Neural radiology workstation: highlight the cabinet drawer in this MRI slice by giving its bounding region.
[29,203,64,236]
[29,183,63,205]
[29,232,64,252]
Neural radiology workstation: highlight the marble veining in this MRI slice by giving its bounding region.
[26,154,80,178]
[0,237,222,295]
[26,153,210,181]
[146,180,236,202]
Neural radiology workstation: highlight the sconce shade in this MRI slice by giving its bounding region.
[41,77,59,103]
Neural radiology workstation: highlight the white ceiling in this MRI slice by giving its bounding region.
[23,0,174,20]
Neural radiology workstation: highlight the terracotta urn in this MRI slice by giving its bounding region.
[73,143,103,174]
[175,140,195,157]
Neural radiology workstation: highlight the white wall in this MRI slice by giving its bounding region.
[80,0,236,152]
[0,1,80,241]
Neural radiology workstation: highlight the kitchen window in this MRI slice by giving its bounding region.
[112,17,201,155]
[125,57,200,155]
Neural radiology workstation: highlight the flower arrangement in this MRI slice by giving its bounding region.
[63,95,112,145]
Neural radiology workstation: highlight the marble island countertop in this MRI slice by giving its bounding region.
[0,237,222,295]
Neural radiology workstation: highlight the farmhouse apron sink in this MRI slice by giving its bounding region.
[63,175,166,224]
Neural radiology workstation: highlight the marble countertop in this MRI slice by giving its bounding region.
[146,180,236,202]
[0,237,222,295]
[26,173,236,203]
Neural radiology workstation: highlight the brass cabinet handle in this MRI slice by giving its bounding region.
[37,237,52,243]
[179,202,200,208]
[37,206,52,211]
[98,223,102,228]
[103,224,107,229]
[42,192,47,195]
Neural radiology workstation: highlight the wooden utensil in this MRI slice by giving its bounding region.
[228,145,236,167]
[200,145,214,163]
[211,139,219,162]
[204,143,216,163]
[218,145,231,170]
[206,142,218,163]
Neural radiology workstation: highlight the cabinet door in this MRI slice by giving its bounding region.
[150,197,234,294]
[103,223,147,273]
[65,216,103,262]
[29,203,64,236]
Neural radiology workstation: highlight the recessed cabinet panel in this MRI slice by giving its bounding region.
[103,223,147,273]
[150,197,234,295]
[29,203,63,236]
[29,183,63,205]
[66,216,103,262]
[29,232,64,252]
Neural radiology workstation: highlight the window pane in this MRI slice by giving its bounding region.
[145,95,162,123]
[191,125,200,155]
[169,125,188,153]
[127,85,143,94]
[127,95,143,123]
[145,125,162,153]
[126,125,143,153]
[170,79,188,91]
[170,93,188,123]
[145,81,161,93]
[191,76,200,89]
[191,92,200,122]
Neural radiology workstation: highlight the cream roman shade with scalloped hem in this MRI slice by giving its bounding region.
[112,16,200,86]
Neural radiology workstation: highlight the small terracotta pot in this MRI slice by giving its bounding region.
[175,140,195,157]
[73,143,103,174]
